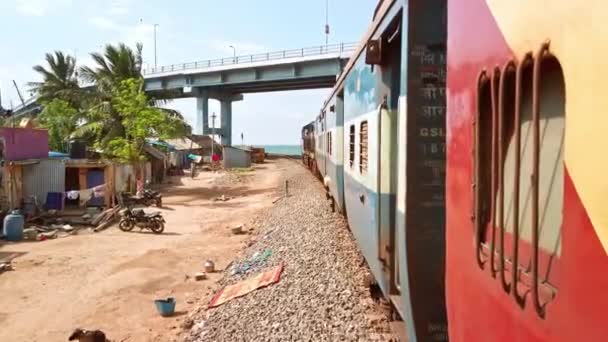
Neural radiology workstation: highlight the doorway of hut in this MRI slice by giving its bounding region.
[64,167,106,209]
[64,168,80,208]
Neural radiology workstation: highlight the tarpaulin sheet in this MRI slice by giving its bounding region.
[208,264,283,308]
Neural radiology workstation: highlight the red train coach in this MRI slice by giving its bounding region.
[302,0,608,341]
[447,0,608,341]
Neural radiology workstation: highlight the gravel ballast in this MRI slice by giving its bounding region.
[186,159,397,341]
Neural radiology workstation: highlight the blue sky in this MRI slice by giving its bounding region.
[0,0,376,145]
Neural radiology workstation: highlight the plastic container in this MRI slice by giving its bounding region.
[154,297,176,317]
[69,140,87,159]
[3,210,24,241]
[46,192,64,211]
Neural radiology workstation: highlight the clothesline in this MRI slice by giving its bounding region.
[66,184,106,206]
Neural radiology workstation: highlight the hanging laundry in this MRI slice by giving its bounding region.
[66,190,80,200]
[92,184,106,198]
[78,189,94,207]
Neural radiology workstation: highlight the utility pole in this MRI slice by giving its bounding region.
[241,132,244,146]
[324,0,330,47]
[211,112,217,157]
[154,24,159,68]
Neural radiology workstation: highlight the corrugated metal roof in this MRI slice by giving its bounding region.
[22,159,65,205]
[164,137,203,150]
[190,135,216,148]
[144,144,166,160]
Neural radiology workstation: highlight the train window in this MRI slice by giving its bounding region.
[473,70,492,262]
[473,45,565,318]
[349,125,355,168]
[360,121,368,173]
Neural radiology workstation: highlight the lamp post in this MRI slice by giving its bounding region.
[154,24,159,68]
[229,45,236,63]
[324,0,330,47]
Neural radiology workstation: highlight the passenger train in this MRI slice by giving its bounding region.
[301,0,608,341]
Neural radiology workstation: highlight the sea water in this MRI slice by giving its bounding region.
[261,145,301,156]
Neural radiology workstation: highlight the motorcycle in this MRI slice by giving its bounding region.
[120,189,162,208]
[118,207,165,234]
[143,189,163,207]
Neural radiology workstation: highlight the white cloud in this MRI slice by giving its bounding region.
[108,6,128,15]
[88,16,121,31]
[125,22,155,46]
[86,16,157,65]
[107,0,131,15]
[87,16,154,46]
[15,0,72,17]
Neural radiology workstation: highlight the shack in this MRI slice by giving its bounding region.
[0,127,49,161]
[190,134,221,157]
[223,146,252,169]
[143,144,167,184]
[0,128,50,210]
[63,159,114,209]
[164,137,205,169]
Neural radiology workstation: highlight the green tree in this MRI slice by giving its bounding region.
[79,43,143,93]
[100,78,186,164]
[37,99,78,152]
[28,51,80,106]
[74,43,143,143]
[75,43,189,144]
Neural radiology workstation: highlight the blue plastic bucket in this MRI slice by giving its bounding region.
[154,297,176,317]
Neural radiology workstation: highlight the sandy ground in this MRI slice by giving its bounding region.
[0,159,286,342]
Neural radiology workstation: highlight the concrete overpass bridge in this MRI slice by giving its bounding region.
[14,42,356,145]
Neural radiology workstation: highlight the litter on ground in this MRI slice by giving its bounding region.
[208,263,283,308]
[229,249,272,276]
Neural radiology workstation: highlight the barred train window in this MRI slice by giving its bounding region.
[474,49,565,316]
[349,125,355,167]
[360,121,368,173]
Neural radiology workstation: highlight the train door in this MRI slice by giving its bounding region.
[370,14,402,309]
[396,0,449,341]
[320,111,327,178]
[334,92,346,212]
[314,113,326,178]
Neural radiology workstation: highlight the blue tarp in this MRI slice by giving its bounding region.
[49,151,69,158]
[188,154,202,163]
[145,139,176,150]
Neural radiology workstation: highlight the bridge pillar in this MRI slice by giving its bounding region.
[220,100,232,146]
[196,94,209,135]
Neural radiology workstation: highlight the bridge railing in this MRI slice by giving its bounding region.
[142,42,357,76]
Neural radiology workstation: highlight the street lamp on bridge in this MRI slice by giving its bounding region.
[229,45,236,63]
[154,24,159,68]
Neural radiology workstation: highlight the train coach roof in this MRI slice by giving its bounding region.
[320,0,397,111]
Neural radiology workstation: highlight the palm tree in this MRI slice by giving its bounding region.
[29,51,80,106]
[75,43,189,144]
[79,43,143,91]
[74,43,143,143]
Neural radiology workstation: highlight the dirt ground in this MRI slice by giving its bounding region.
[0,159,287,342]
